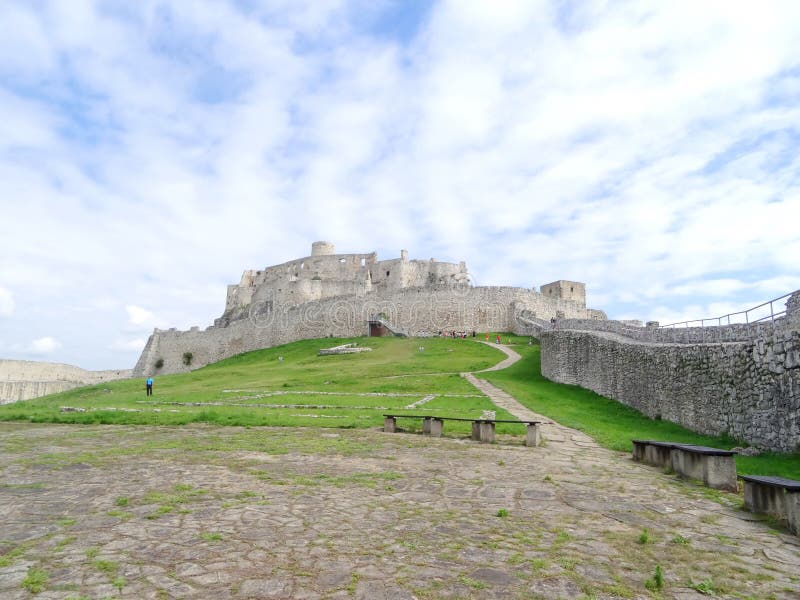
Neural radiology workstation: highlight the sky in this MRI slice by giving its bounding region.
[1,0,799,370]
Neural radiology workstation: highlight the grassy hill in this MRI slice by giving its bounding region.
[1,334,798,478]
[0,336,521,433]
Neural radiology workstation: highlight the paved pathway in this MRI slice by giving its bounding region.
[2,424,799,600]
[2,343,800,598]
[463,342,545,423]
[475,342,523,372]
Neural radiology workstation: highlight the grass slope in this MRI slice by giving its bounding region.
[2,334,798,478]
[482,342,800,479]
[0,337,521,434]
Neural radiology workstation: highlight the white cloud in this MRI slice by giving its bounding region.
[0,287,13,316]
[0,1,799,368]
[126,305,154,326]
[29,336,61,354]
[109,338,146,352]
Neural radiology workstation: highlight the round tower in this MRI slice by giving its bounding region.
[311,241,335,256]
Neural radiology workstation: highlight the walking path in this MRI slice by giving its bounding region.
[464,342,606,446]
[464,342,544,422]
[475,341,523,372]
[1,343,799,598]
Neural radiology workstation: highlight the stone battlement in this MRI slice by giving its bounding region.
[220,242,470,325]
[133,243,602,376]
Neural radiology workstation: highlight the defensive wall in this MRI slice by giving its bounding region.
[0,360,131,404]
[134,242,603,377]
[220,242,469,325]
[540,292,800,452]
[134,284,604,376]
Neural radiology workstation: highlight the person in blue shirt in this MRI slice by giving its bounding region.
[146,376,153,396]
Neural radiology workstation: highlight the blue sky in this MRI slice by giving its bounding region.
[1,0,799,370]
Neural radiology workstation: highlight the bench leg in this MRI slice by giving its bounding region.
[787,492,800,536]
[383,417,396,433]
[744,481,785,518]
[647,445,672,469]
[429,418,443,438]
[471,421,481,440]
[631,441,646,462]
[670,448,697,478]
[479,421,495,443]
[526,423,541,447]
[703,455,737,492]
[422,417,432,435]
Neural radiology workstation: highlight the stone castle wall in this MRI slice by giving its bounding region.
[540,294,800,452]
[133,285,603,376]
[0,360,131,404]
[553,317,791,344]
[221,242,468,324]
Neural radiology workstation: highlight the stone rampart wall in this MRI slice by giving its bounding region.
[0,360,131,404]
[134,285,602,376]
[540,325,800,452]
[0,381,76,405]
[556,313,800,344]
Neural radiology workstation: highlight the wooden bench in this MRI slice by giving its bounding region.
[383,414,544,446]
[740,475,800,535]
[632,440,737,491]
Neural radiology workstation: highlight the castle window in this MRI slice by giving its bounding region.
[361,258,366,267]
[339,258,346,263]
[300,262,304,269]
[386,271,390,277]
[570,287,573,292]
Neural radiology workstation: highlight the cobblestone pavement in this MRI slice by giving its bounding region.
[475,343,523,373]
[2,423,799,600]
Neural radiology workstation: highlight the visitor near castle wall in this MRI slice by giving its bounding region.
[146,376,153,396]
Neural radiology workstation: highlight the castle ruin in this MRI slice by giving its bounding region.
[218,241,470,327]
[133,242,604,376]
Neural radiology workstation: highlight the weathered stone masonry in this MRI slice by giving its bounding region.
[0,360,131,404]
[540,293,800,452]
[136,286,603,376]
[134,242,604,377]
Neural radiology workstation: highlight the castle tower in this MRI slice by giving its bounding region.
[540,280,586,307]
[311,241,335,256]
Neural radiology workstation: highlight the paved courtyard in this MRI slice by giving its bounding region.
[1,421,799,600]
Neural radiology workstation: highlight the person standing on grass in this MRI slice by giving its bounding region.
[146,376,153,396]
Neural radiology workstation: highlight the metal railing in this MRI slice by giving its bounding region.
[660,289,798,329]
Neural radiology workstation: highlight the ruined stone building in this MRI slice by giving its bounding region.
[134,241,603,376]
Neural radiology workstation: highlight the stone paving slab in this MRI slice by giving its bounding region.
[1,423,799,599]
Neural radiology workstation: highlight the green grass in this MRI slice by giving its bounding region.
[2,334,797,478]
[0,337,514,431]
[21,567,48,593]
[481,344,800,479]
